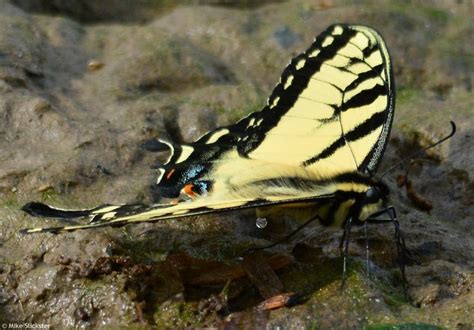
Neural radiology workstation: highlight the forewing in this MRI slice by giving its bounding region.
[243,24,395,174]
[154,24,394,199]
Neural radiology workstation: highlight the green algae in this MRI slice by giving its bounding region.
[396,87,421,107]
[153,297,202,329]
[1,194,20,210]
[365,323,443,330]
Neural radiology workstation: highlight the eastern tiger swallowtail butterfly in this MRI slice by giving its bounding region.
[21,24,396,243]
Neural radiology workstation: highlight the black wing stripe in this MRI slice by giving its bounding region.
[266,30,356,111]
[363,44,379,57]
[302,110,386,167]
[340,83,386,112]
[344,110,386,142]
[344,65,384,92]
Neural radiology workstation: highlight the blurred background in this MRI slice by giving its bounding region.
[0,0,472,328]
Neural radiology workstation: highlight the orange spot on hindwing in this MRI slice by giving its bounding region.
[182,183,198,199]
[166,169,175,180]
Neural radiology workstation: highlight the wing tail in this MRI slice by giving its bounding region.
[20,202,154,234]
[22,202,103,218]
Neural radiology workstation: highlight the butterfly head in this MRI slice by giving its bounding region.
[356,180,390,222]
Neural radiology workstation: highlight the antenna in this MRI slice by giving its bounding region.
[380,121,456,180]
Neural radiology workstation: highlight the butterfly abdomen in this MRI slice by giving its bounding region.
[210,162,386,228]
[253,182,384,229]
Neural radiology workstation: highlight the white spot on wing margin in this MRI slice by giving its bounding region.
[159,139,174,165]
[156,168,166,184]
[206,129,230,144]
[175,145,194,164]
[332,25,344,35]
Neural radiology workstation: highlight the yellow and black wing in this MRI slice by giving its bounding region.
[21,24,394,234]
[154,24,394,198]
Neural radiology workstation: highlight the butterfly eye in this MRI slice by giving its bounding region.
[365,187,380,202]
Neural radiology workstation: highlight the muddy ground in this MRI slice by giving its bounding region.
[0,0,472,328]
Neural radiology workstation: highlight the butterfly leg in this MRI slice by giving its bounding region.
[364,221,371,277]
[367,206,408,297]
[240,214,323,256]
[340,216,353,289]
[390,208,408,297]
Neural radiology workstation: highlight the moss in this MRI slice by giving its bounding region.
[118,238,169,262]
[278,256,372,299]
[307,322,318,330]
[396,87,420,106]
[78,277,116,298]
[1,194,20,209]
[153,299,201,328]
[275,255,418,328]
[376,1,449,26]
[382,291,406,309]
[40,188,60,202]
[419,8,449,24]
[212,100,263,124]
[364,323,443,330]
[372,270,407,308]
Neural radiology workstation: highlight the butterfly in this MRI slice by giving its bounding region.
[21,24,396,250]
